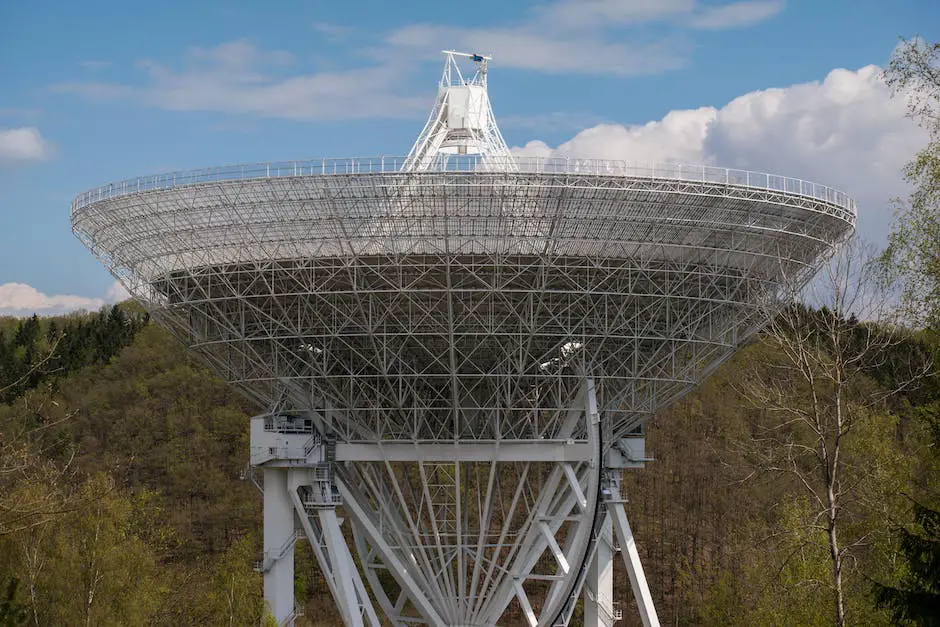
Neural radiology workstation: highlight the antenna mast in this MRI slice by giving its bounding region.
[402,50,515,172]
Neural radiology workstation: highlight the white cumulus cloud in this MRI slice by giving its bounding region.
[526,107,719,163]
[0,281,130,317]
[0,127,53,163]
[513,65,926,243]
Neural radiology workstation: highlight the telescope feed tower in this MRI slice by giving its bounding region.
[404,51,514,171]
[71,49,857,627]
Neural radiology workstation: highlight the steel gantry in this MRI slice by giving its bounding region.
[249,378,663,626]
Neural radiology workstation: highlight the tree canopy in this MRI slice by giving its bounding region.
[882,38,940,329]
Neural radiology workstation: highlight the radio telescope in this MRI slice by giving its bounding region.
[72,51,855,627]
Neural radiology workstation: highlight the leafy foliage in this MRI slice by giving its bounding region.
[0,311,270,625]
[0,305,148,403]
[0,300,937,624]
[875,502,940,626]
[882,38,940,329]
[0,578,28,627]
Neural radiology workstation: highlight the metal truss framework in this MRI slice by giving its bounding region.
[72,162,854,443]
[403,51,514,172]
[340,377,601,626]
[72,157,855,625]
[250,378,664,627]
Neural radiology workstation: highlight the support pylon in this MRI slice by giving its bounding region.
[606,473,660,627]
[251,415,380,627]
[584,513,617,627]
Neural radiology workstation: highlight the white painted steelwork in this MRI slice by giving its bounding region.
[72,51,855,627]
[71,157,856,218]
[403,51,514,172]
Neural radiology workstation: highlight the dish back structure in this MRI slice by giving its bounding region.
[71,52,856,627]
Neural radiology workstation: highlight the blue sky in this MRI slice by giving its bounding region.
[1,0,938,315]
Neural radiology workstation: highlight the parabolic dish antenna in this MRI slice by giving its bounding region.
[72,51,855,627]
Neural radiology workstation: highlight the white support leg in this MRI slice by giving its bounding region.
[318,507,365,627]
[286,470,380,627]
[254,419,379,627]
[342,526,382,627]
[336,475,448,627]
[263,468,296,626]
[608,476,660,627]
[584,513,616,627]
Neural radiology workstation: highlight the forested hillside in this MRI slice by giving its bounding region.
[0,304,937,626]
[2,34,937,627]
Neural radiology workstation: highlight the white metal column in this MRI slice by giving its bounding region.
[263,468,296,625]
[336,474,448,627]
[584,512,616,627]
[318,507,365,627]
[286,469,380,627]
[608,474,660,627]
[254,416,380,627]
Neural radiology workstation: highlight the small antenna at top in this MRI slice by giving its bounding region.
[441,50,492,62]
[440,50,491,86]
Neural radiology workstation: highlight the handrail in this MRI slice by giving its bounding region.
[71,155,856,218]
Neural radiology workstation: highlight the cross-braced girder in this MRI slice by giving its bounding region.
[117,250,800,444]
[338,377,603,626]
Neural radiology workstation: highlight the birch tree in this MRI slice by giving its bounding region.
[742,238,930,626]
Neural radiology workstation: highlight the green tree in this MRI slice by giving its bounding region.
[205,535,267,626]
[35,474,160,626]
[875,501,940,626]
[0,579,28,627]
[742,239,926,626]
[882,38,940,328]
[0,398,75,538]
